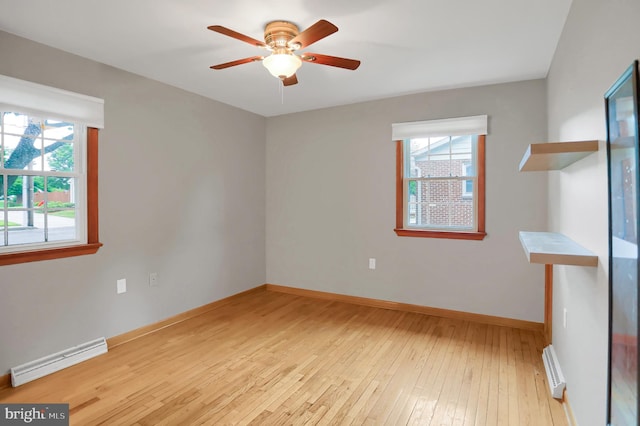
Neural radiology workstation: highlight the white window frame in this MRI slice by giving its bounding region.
[0,111,87,253]
[393,115,487,240]
[402,135,478,231]
[0,74,103,263]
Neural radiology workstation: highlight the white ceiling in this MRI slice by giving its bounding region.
[0,0,572,117]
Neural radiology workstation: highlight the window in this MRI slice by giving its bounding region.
[393,115,487,240]
[0,75,103,265]
[461,161,473,198]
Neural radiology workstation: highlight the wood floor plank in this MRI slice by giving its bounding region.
[382,314,439,425]
[404,318,450,424]
[452,322,484,426]
[425,319,472,425]
[0,289,566,425]
[459,323,487,426]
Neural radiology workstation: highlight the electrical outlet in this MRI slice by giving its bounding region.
[149,272,158,287]
[117,278,126,294]
[369,258,376,270]
[563,308,567,328]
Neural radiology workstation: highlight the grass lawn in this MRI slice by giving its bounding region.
[49,210,75,218]
[0,221,20,227]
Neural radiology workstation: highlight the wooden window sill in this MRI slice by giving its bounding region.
[394,228,487,241]
[0,242,103,266]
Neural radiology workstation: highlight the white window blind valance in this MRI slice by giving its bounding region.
[0,74,104,128]
[392,115,487,140]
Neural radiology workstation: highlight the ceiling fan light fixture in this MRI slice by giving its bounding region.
[209,19,360,86]
[263,53,302,79]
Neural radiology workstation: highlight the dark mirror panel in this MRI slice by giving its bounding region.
[607,60,640,426]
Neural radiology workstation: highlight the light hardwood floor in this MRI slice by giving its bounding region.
[0,289,567,425]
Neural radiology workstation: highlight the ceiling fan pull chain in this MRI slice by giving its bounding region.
[280,79,284,104]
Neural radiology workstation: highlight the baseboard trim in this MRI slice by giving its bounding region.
[107,284,266,349]
[265,283,543,332]
[563,388,577,426]
[0,373,9,390]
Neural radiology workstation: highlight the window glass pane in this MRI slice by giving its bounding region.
[6,209,45,246]
[47,209,77,242]
[44,142,75,173]
[407,180,418,225]
[0,210,5,245]
[2,112,41,137]
[46,176,74,193]
[0,175,5,205]
[423,153,452,177]
[30,177,71,209]
[2,207,77,246]
[426,179,451,227]
[43,120,74,140]
[3,132,38,170]
[406,179,474,229]
[463,179,474,197]
[451,135,472,157]
[451,179,474,229]
[45,175,74,197]
[4,175,41,209]
[408,136,473,178]
[2,112,48,172]
[6,209,32,227]
[43,176,77,242]
[407,137,446,177]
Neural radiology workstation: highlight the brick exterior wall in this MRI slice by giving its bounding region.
[412,158,473,228]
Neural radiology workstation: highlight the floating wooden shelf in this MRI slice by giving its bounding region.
[519,231,598,267]
[519,140,599,171]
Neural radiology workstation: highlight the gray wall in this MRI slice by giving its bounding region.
[0,31,266,374]
[546,0,640,424]
[4,4,629,423]
[266,80,548,322]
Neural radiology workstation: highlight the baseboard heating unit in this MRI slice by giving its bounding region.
[542,344,566,399]
[10,337,108,387]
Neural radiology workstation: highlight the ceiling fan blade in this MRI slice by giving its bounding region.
[289,20,338,49]
[210,56,264,70]
[301,53,361,70]
[282,74,298,86]
[208,25,267,48]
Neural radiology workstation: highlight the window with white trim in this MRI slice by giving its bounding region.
[1,112,84,250]
[0,75,103,265]
[393,115,487,240]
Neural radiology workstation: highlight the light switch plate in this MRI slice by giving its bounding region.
[117,278,127,294]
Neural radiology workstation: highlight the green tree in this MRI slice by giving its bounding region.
[409,180,417,196]
[47,142,73,171]
[7,176,44,197]
[47,143,73,191]
[0,117,71,196]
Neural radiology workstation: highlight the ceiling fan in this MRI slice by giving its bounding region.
[208,20,361,86]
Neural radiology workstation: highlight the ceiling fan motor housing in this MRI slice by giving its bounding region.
[264,21,300,50]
